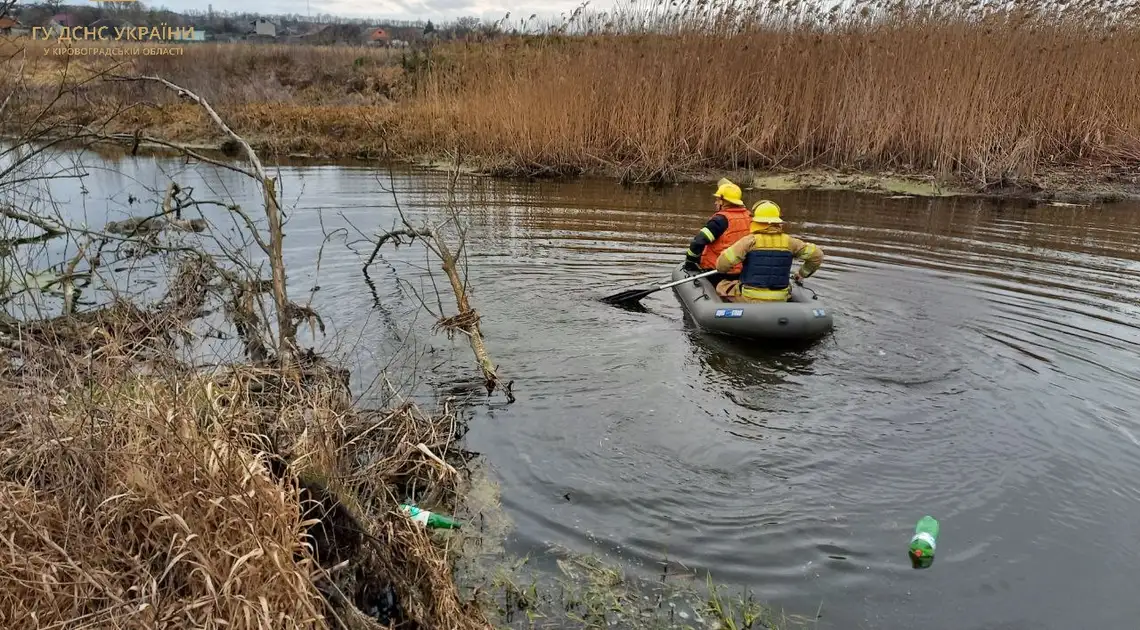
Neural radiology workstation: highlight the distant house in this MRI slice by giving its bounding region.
[0,16,26,36]
[168,27,206,42]
[43,12,81,38]
[368,27,390,46]
[249,19,276,38]
[51,13,81,28]
[296,23,364,45]
[89,17,133,34]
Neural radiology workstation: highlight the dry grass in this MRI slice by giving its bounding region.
[0,270,488,630]
[5,0,1140,186]
[0,38,406,156]
[0,367,326,628]
[3,39,405,104]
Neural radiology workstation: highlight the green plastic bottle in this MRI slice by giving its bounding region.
[907,512,934,567]
[399,503,461,529]
[908,515,940,568]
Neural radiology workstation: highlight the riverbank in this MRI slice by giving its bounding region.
[4,0,1140,205]
[12,129,1140,206]
[0,60,497,627]
[0,274,491,629]
[6,113,1140,628]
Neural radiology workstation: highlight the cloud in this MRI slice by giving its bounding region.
[419,0,478,12]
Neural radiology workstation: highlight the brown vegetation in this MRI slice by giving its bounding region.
[3,0,1140,191]
[0,327,483,629]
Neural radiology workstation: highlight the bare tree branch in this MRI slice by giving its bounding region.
[362,228,433,270]
[111,74,297,365]
[359,157,514,403]
[0,45,26,122]
[83,130,259,180]
[109,75,269,178]
[60,238,90,316]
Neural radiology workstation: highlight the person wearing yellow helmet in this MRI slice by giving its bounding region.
[683,178,753,281]
[712,199,824,302]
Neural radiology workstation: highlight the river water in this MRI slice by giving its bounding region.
[12,146,1140,629]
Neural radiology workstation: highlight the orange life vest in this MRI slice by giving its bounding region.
[699,206,752,273]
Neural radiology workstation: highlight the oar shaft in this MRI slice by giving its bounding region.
[656,269,718,291]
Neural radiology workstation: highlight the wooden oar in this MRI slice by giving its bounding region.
[600,269,718,306]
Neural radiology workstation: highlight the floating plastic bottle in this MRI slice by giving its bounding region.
[399,503,460,529]
[908,515,940,569]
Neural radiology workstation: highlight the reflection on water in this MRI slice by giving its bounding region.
[688,328,821,391]
[12,144,1140,630]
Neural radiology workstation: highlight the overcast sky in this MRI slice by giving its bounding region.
[134,0,622,24]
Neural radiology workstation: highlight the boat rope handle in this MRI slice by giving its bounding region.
[695,278,711,301]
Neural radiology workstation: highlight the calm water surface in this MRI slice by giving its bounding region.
[15,147,1140,629]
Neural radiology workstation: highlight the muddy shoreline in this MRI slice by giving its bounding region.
[12,133,1140,206]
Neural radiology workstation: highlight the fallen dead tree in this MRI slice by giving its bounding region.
[100,73,306,368]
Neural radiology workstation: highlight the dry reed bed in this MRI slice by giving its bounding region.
[0,301,487,629]
[405,1,1140,183]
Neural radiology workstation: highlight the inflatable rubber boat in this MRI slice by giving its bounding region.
[670,266,834,342]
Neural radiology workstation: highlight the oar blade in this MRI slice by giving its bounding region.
[600,267,714,307]
[599,287,654,305]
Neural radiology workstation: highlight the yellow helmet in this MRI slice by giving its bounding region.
[751,200,783,223]
[713,178,743,206]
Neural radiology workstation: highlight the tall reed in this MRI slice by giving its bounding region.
[401,0,1140,183]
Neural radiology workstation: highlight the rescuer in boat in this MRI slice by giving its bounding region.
[712,200,823,302]
[682,178,752,286]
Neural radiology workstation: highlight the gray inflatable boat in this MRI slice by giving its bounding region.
[670,266,834,342]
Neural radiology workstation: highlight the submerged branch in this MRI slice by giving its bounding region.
[362,227,434,271]
[114,74,270,180]
[429,230,512,401]
[60,238,89,316]
[361,160,514,403]
[83,129,260,179]
[0,204,66,239]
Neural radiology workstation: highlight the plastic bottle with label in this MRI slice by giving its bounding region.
[399,503,461,529]
[908,515,939,568]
